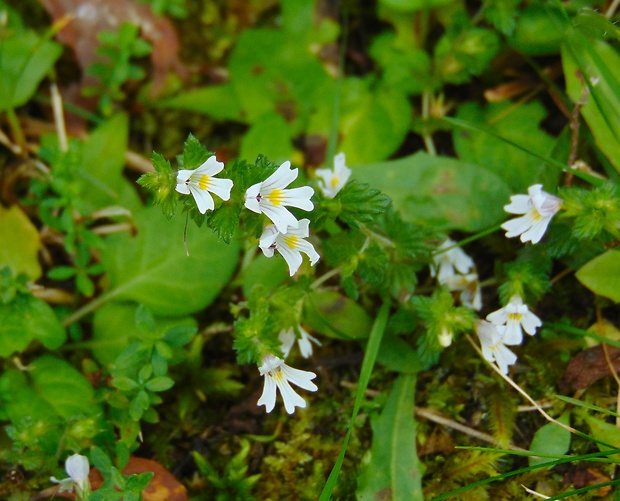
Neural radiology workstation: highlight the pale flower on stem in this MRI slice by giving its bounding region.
[279,326,321,358]
[501,184,562,244]
[476,320,518,375]
[245,161,314,233]
[50,453,91,497]
[438,326,453,348]
[315,152,351,198]
[486,294,542,345]
[176,156,233,214]
[445,272,482,310]
[259,219,320,276]
[431,238,475,284]
[257,354,318,414]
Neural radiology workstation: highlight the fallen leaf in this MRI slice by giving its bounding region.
[559,344,620,392]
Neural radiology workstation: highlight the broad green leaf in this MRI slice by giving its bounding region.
[563,35,620,174]
[78,113,141,211]
[453,101,559,191]
[580,412,620,459]
[0,204,42,279]
[101,206,240,316]
[303,290,372,340]
[0,355,101,426]
[376,335,422,374]
[92,302,198,366]
[353,151,512,232]
[0,294,65,357]
[528,412,571,467]
[508,5,566,55]
[339,79,412,165]
[157,84,244,121]
[242,254,289,299]
[228,28,334,126]
[0,32,62,111]
[240,111,293,164]
[357,374,423,501]
[575,250,620,303]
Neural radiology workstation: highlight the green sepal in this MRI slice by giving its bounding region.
[137,152,177,219]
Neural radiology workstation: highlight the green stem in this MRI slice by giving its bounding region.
[5,107,25,153]
[431,224,503,256]
[421,90,436,156]
[310,266,342,290]
[62,289,120,327]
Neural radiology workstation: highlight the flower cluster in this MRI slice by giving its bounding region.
[476,294,542,374]
[431,238,482,311]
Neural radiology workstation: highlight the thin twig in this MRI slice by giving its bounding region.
[605,0,620,18]
[466,335,579,435]
[50,83,68,153]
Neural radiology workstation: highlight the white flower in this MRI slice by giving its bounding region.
[50,453,91,495]
[259,219,320,276]
[476,320,518,375]
[279,326,321,358]
[245,161,314,233]
[501,184,562,244]
[431,238,475,284]
[486,294,542,345]
[257,355,318,414]
[438,326,453,347]
[445,272,482,310]
[176,156,233,214]
[315,152,351,198]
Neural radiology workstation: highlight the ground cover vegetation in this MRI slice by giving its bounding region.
[1,0,620,499]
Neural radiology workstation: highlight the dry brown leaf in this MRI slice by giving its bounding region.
[559,344,620,392]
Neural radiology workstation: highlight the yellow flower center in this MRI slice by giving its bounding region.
[330,176,340,188]
[283,234,299,249]
[508,312,522,322]
[531,208,542,221]
[266,189,284,206]
[271,367,285,382]
[198,174,210,191]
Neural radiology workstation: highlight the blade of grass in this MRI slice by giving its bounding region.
[443,117,604,187]
[319,301,390,501]
[555,395,620,419]
[430,447,620,500]
[546,321,620,349]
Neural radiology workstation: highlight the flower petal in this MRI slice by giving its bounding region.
[261,161,298,191]
[189,185,215,214]
[257,374,277,413]
[206,177,233,201]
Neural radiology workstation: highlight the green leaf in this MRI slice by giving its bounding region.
[112,376,139,392]
[337,180,392,228]
[453,101,559,191]
[92,303,197,366]
[101,206,240,316]
[320,302,390,500]
[303,290,372,340]
[483,0,520,36]
[508,5,566,55]
[0,204,42,280]
[580,412,620,459]
[0,355,101,425]
[563,35,620,174]
[0,31,62,111]
[376,335,422,374]
[379,0,451,13]
[576,250,620,302]
[78,113,141,211]
[158,84,244,121]
[528,412,571,467]
[339,79,412,164]
[145,376,175,392]
[179,133,210,170]
[353,151,512,232]
[0,294,66,356]
[357,374,423,501]
[240,111,293,164]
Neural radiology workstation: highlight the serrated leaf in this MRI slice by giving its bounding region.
[529,412,571,466]
[354,151,512,232]
[180,134,210,170]
[576,250,620,303]
[0,294,66,356]
[101,206,240,316]
[338,180,392,227]
[357,374,423,501]
[0,204,42,280]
